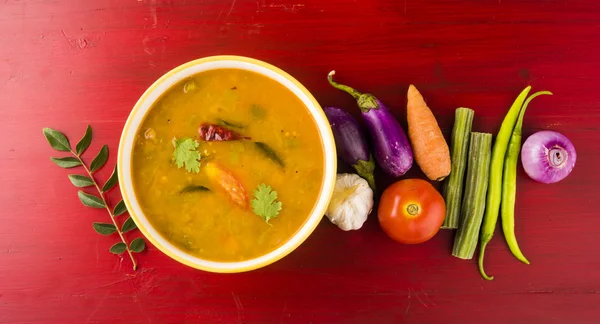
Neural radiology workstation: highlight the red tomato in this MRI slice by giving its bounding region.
[377,179,446,244]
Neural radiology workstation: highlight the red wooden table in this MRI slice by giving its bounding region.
[2,0,600,323]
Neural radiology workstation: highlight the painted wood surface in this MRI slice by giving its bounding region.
[1,0,599,323]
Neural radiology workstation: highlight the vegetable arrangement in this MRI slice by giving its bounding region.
[43,67,576,276]
[324,71,575,280]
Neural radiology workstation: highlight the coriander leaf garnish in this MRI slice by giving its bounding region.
[172,137,201,173]
[251,184,282,224]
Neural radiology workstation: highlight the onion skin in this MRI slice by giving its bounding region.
[327,71,413,177]
[521,130,576,184]
[323,106,376,190]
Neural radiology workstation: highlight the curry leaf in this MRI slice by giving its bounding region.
[68,174,94,188]
[77,190,105,208]
[251,184,282,224]
[93,222,116,235]
[75,125,93,156]
[44,124,143,271]
[51,157,81,168]
[113,200,127,216]
[43,128,71,152]
[121,217,137,233]
[89,145,109,173]
[217,119,245,129]
[180,185,210,193]
[109,242,127,254]
[130,238,145,253]
[255,142,285,168]
[102,165,118,192]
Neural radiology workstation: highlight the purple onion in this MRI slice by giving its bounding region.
[323,106,376,190]
[521,130,576,183]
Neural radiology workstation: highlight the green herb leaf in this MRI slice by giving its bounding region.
[113,200,127,216]
[180,185,210,193]
[77,190,105,208]
[217,119,245,129]
[130,238,145,253]
[93,222,116,235]
[251,184,282,224]
[43,128,71,152]
[109,242,127,254]
[172,137,201,173]
[68,174,94,187]
[75,125,92,156]
[255,142,285,168]
[102,165,118,192]
[121,217,137,233]
[50,157,81,168]
[89,145,109,173]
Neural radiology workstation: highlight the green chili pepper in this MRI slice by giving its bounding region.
[501,90,552,265]
[478,86,531,281]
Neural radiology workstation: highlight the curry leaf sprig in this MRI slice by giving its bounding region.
[43,125,145,270]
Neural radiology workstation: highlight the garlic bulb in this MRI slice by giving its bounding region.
[325,173,374,231]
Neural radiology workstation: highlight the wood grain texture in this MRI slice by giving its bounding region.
[1,0,600,323]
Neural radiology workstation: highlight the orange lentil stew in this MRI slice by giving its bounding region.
[132,69,325,262]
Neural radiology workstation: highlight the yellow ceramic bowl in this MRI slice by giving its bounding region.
[118,56,337,273]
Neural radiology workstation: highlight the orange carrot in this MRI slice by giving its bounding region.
[406,84,451,181]
[204,162,249,209]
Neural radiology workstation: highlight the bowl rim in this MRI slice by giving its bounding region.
[117,55,337,273]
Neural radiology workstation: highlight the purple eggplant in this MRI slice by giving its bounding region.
[324,106,376,190]
[327,71,413,177]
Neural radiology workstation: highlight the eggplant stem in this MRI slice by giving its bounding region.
[327,70,362,100]
[352,157,376,192]
[362,173,376,193]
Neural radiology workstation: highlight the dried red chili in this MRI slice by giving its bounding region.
[198,124,250,141]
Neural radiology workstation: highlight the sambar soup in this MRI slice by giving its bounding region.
[132,68,325,262]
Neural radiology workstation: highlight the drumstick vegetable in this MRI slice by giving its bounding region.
[442,108,474,229]
[406,85,451,181]
[479,86,531,280]
[452,132,492,259]
[501,90,552,264]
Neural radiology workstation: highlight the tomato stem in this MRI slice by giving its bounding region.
[406,204,420,216]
